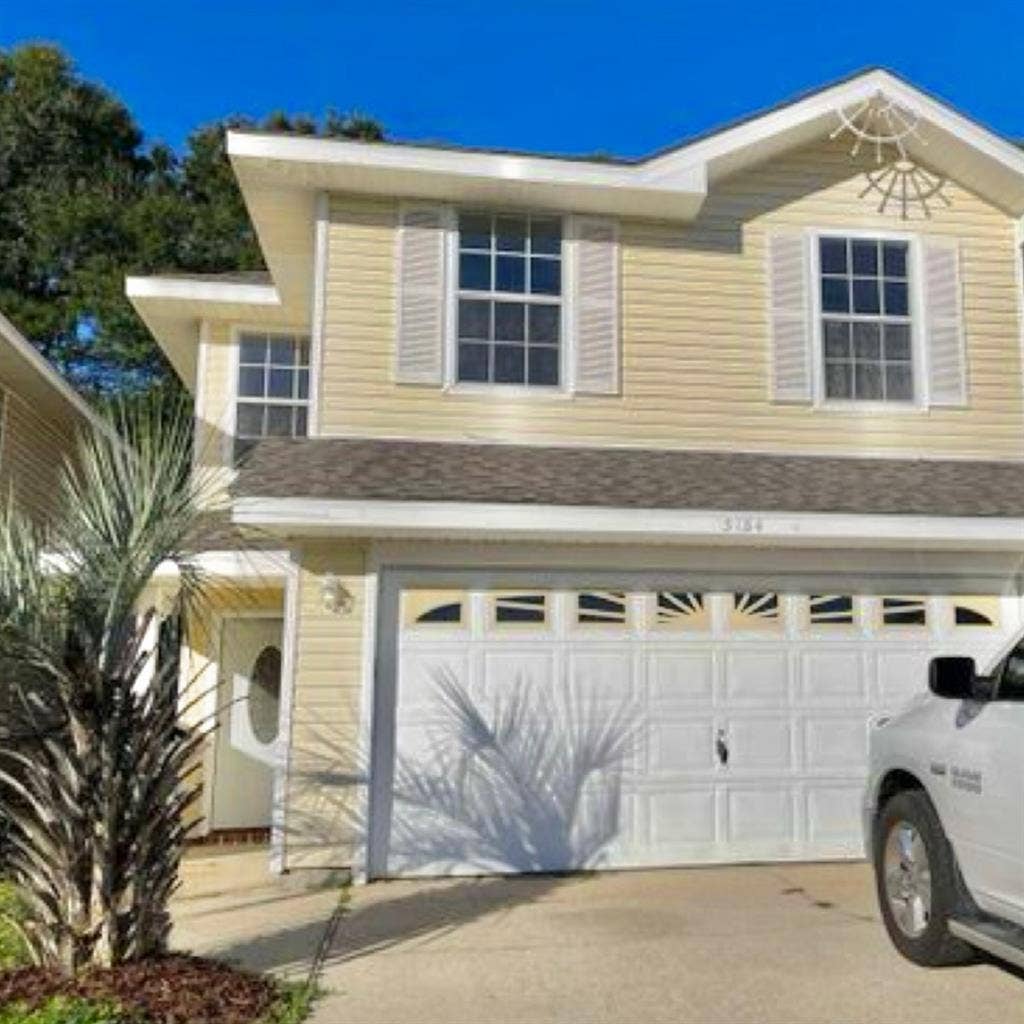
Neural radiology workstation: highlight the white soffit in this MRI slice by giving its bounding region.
[125,276,302,391]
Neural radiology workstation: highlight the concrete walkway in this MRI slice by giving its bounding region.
[173,863,1024,1024]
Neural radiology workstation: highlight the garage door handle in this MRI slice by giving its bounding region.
[716,729,729,767]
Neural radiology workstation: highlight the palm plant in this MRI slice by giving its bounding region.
[0,396,226,974]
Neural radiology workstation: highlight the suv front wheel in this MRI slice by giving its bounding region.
[874,789,975,966]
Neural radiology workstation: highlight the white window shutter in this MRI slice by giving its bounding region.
[572,217,619,395]
[923,238,967,407]
[767,232,813,403]
[395,204,449,385]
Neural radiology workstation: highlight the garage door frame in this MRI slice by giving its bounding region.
[365,561,1022,879]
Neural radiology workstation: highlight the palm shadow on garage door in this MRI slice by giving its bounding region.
[387,669,639,876]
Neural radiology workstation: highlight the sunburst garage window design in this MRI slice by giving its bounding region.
[457,213,562,387]
[235,332,310,460]
[819,236,913,402]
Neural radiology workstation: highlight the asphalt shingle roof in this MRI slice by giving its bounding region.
[232,438,1024,519]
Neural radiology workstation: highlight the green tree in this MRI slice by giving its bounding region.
[0,43,384,396]
[0,44,155,389]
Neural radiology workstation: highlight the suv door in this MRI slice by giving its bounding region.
[934,643,1024,923]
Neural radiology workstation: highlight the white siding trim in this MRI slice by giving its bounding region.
[193,320,210,473]
[350,543,381,884]
[270,546,301,874]
[233,497,1024,551]
[309,192,330,436]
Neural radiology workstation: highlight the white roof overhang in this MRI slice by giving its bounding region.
[125,276,301,391]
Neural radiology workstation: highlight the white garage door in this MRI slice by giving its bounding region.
[381,582,1019,877]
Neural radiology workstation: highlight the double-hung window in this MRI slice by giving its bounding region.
[819,236,913,403]
[456,213,562,387]
[234,331,310,460]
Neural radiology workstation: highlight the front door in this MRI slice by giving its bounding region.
[211,617,284,831]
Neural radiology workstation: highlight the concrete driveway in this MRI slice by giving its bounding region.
[175,863,1024,1024]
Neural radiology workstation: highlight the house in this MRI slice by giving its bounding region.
[127,68,1024,879]
[0,310,106,520]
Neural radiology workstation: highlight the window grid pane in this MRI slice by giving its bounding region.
[235,332,311,460]
[819,237,913,403]
[457,212,562,386]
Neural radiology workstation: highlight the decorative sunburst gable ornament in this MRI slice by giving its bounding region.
[830,92,951,219]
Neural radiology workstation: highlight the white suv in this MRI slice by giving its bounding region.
[865,642,1024,968]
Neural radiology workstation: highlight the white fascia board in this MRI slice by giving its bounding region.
[232,497,1024,552]
[150,549,294,580]
[125,276,280,306]
[227,131,707,211]
[643,69,1024,186]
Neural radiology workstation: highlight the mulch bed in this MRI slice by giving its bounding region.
[0,954,280,1023]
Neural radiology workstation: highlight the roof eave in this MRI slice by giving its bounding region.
[232,495,1024,552]
[125,276,292,392]
[0,311,107,434]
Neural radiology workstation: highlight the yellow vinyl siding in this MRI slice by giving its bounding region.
[284,541,367,869]
[318,136,1024,459]
[0,388,77,521]
[193,320,235,497]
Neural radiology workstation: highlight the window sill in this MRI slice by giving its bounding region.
[813,399,928,414]
[442,383,572,400]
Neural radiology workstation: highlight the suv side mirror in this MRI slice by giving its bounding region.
[929,656,980,700]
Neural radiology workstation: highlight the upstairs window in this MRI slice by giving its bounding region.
[819,236,913,403]
[234,332,310,461]
[456,212,562,387]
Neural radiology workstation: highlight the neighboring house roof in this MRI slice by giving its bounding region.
[232,437,1024,520]
[0,311,105,435]
[129,67,1024,390]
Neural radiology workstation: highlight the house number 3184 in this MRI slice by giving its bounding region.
[721,515,764,534]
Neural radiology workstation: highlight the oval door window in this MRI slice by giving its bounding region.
[249,645,282,745]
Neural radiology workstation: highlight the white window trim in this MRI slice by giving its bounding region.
[442,209,575,398]
[807,227,929,413]
[225,324,314,466]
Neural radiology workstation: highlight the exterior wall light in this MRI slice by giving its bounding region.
[321,573,354,615]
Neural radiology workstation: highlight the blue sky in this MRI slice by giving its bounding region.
[3,1,1024,156]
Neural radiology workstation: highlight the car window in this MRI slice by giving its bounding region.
[998,642,1024,700]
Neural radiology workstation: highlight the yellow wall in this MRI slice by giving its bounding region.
[317,136,1023,459]
[192,320,236,496]
[283,541,367,869]
[0,387,77,522]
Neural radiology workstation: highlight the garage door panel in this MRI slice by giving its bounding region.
[726,717,795,772]
[479,648,556,701]
[724,649,790,706]
[648,789,717,846]
[876,650,930,708]
[568,649,636,704]
[804,716,869,771]
[645,650,715,707]
[805,784,865,843]
[386,580,1019,877]
[647,720,715,775]
[726,787,795,844]
[396,648,471,716]
[799,649,868,705]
